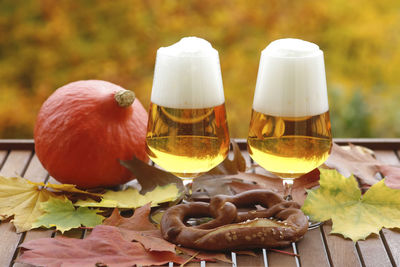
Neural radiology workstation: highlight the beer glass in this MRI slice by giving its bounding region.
[146,37,230,183]
[247,38,332,200]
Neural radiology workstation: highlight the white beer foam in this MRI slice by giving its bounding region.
[253,38,329,117]
[151,37,225,109]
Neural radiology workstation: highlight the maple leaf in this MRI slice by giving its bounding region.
[17,225,186,267]
[325,143,400,188]
[75,184,180,209]
[103,204,176,253]
[44,182,103,202]
[120,156,184,194]
[103,203,157,231]
[30,181,103,199]
[302,168,400,241]
[0,176,63,232]
[33,197,104,233]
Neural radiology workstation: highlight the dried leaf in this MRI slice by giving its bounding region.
[178,247,232,263]
[193,169,320,205]
[103,203,157,231]
[207,140,246,175]
[192,175,242,197]
[75,184,180,209]
[34,182,103,201]
[32,197,104,233]
[103,204,176,253]
[379,165,400,189]
[120,156,184,194]
[17,225,186,267]
[302,168,400,241]
[325,143,381,186]
[0,176,63,232]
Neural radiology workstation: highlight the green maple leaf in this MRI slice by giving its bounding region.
[302,168,400,241]
[75,183,180,209]
[33,197,104,233]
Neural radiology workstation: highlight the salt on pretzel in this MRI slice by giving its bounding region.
[160,190,308,251]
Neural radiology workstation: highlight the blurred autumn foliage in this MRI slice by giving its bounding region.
[1,0,399,138]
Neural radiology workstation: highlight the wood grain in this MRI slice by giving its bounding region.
[0,150,32,267]
[236,138,400,151]
[357,235,392,267]
[2,140,400,267]
[321,222,361,267]
[374,150,400,266]
[13,153,53,267]
[235,251,265,267]
[266,246,297,267]
[296,227,329,267]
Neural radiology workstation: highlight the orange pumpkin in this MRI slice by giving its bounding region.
[34,80,148,188]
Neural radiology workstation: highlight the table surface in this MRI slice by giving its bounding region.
[1,138,400,267]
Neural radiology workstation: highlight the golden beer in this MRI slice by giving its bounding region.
[247,110,332,178]
[146,102,230,178]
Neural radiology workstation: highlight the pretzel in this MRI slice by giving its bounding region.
[160,190,308,251]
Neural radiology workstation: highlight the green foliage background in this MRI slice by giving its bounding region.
[1,0,399,138]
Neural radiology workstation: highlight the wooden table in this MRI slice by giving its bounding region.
[1,139,400,267]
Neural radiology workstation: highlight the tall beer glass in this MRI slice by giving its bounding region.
[247,38,332,200]
[146,37,230,182]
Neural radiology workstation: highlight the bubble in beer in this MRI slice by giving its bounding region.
[151,37,225,109]
[253,38,329,117]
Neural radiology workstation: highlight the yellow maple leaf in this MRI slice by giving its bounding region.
[302,168,400,241]
[75,184,180,209]
[0,176,62,232]
[29,181,102,197]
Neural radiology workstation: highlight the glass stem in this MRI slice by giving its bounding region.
[282,178,294,201]
[182,179,193,201]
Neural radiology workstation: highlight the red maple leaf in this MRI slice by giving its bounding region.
[17,225,186,267]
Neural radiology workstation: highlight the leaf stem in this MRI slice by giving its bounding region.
[269,248,300,257]
[180,251,199,267]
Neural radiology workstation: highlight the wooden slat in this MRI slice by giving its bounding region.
[381,229,400,267]
[354,149,395,267]
[0,140,34,150]
[13,153,52,267]
[357,236,392,267]
[207,260,232,267]
[374,150,400,266]
[184,261,201,267]
[0,150,8,167]
[235,251,265,267]
[3,138,400,151]
[0,150,32,267]
[296,227,329,267]
[23,154,48,183]
[266,246,297,267]
[321,223,361,267]
[334,138,400,150]
[1,140,400,267]
[0,150,32,177]
[236,138,400,151]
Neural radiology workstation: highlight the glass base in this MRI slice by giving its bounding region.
[308,217,323,229]
[181,179,193,201]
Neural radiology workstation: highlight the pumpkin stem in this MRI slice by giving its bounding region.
[114,90,136,107]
